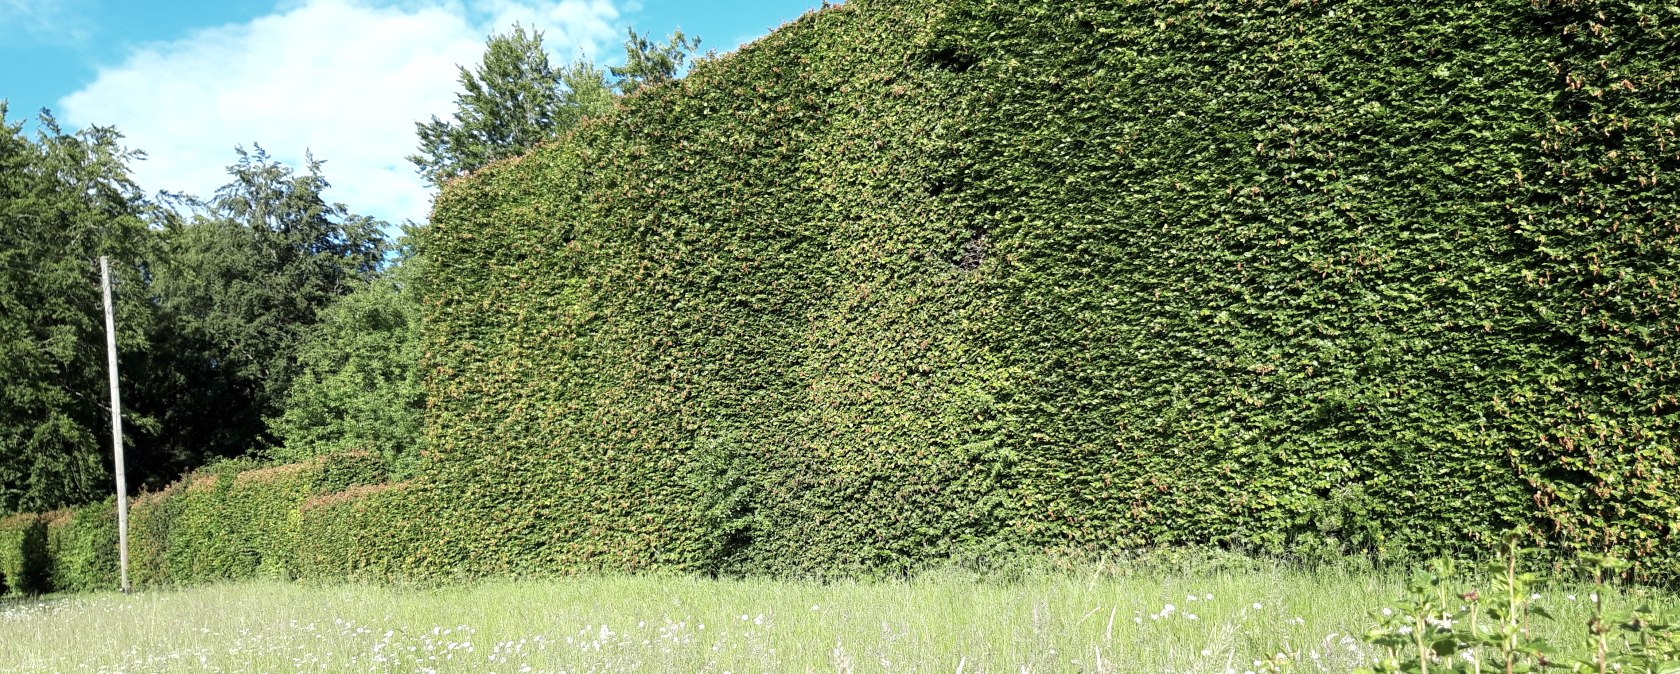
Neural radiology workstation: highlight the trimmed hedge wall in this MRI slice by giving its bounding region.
[44,501,120,592]
[296,481,425,582]
[421,0,1680,579]
[0,512,49,594]
[0,452,386,594]
[5,0,1677,589]
[0,504,118,594]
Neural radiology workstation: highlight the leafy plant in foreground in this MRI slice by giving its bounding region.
[1355,531,1680,674]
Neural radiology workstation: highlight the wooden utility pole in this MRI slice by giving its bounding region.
[100,256,131,594]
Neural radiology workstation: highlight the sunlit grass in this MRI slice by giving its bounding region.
[0,557,1636,673]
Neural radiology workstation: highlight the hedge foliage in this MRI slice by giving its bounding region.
[295,481,424,582]
[5,0,1677,589]
[0,512,49,594]
[0,452,385,594]
[420,0,1680,579]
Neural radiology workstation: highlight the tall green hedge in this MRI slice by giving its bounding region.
[0,512,49,594]
[44,501,120,592]
[422,0,1680,579]
[6,0,1676,590]
[0,505,117,594]
[0,453,386,594]
[295,481,425,582]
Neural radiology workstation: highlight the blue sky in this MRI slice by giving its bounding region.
[0,0,827,225]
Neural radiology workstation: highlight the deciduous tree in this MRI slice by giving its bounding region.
[409,24,615,186]
[140,146,386,464]
[610,27,702,95]
[269,229,424,474]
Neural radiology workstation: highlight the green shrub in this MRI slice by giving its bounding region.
[43,500,119,592]
[312,450,391,495]
[127,484,174,587]
[210,463,313,580]
[0,514,24,594]
[295,481,426,583]
[1349,532,1680,673]
[420,0,1680,579]
[0,513,47,595]
[154,461,268,583]
[0,452,391,591]
[270,263,425,474]
[0,514,53,595]
[141,455,389,584]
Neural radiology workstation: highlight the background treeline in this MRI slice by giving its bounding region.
[0,119,394,513]
[0,25,701,515]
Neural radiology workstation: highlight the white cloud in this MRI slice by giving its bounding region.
[59,0,624,226]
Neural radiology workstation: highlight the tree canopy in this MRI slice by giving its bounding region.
[610,27,703,96]
[408,24,616,187]
[0,105,156,512]
[139,146,387,465]
[269,230,424,474]
[409,24,705,186]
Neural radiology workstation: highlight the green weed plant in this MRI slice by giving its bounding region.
[1354,530,1680,674]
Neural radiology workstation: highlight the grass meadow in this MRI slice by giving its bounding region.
[0,556,1648,674]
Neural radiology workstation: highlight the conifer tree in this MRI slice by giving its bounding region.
[0,105,155,511]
